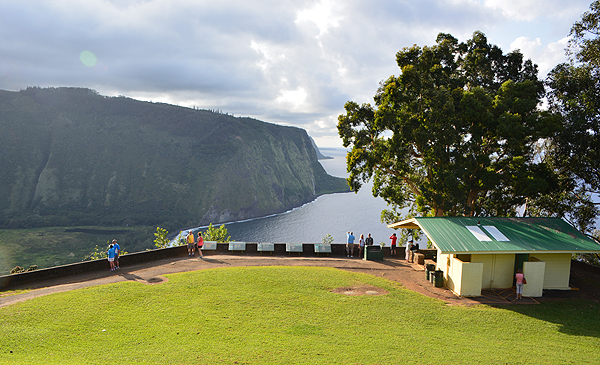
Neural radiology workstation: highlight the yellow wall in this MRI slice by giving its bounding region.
[471,254,515,289]
[441,253,483,296]
[523,260,545,297]
[435,249,571,297]
[437,250,448,279]
[457,259,483,296]
[530,253,572,290]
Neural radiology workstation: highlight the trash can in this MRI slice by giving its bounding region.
[425,264,436,280]
[433,270,444,287]
[364,245,383,261]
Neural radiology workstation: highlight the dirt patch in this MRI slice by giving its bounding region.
[331,285,388,296]
[145,277,166,284]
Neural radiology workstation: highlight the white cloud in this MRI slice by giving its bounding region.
[484,0,587,22]
[0,0,594,147]
[277,87,308,110]
[295,0,343,38]
[510,36,570,77]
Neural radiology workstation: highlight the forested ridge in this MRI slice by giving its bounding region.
[0,87,349,230]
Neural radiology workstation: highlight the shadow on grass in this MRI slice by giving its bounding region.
[503,299,600,338]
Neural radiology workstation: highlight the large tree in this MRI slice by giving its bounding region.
[533,1,600,233]
[338,32,561,221]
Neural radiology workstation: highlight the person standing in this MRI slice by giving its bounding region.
[365,233,374,246]
[107,244,116,271]
[389,233,397,256]
[112,239,120,269]
[346,231,355,257]
[197,232,204,258]
[515,269,526,300]
[406,240,413,263]
[358,234,366,258]
[186,230,196,256]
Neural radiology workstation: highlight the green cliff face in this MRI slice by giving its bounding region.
[0,87,349,229]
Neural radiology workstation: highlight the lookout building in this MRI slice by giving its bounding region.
[387,217,600,297]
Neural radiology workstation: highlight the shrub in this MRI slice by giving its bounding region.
[153,227,170,248]
[322,234,334,244]
[83,244,109,261]
[202,223,231,243]
[10,266,24,274]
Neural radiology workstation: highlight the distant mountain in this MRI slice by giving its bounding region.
[309,136,333,160]
[0,87,350,230]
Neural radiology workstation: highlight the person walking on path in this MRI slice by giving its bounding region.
[346,232,355,257]
[197,232,204,258]
[389,233,397,256]
[112,239,120,269]
[406,240,413,263]
[186,231,196,256]
[107,244,116,271]
[515,269,526,300]
[358,234,366,258]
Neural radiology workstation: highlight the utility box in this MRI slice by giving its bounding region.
[364,245,383,261]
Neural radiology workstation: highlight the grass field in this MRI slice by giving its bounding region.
[1,266,599,364]
[0,226,156,275]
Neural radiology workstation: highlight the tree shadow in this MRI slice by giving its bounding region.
[501,299,600,338]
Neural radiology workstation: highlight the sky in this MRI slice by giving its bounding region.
[0,0,594,147]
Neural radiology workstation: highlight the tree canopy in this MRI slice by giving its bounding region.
[338,31,561,221]
[534,0,600,233]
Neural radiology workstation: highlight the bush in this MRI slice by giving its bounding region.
[202,223,231,243]
[322,234,334,244]
[154,227,170,248]
[83,243,109,261]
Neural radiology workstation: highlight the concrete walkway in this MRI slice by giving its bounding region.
[1,254,485,308]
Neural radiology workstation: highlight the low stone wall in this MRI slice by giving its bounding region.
[0,245,188,290]
[2,243,392,290]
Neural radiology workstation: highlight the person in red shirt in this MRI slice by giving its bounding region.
[389,233,397,256]
[197,232,204,258]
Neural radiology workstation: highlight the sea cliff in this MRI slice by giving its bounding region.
[0,87,349,229]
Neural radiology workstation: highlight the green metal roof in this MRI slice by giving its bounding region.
[390,217,600,254]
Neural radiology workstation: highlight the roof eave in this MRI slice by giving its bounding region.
[387,218,420,229]
[438,250,600,255]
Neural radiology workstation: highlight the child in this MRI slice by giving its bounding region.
[107,244,116,271]
[515,269,525,300]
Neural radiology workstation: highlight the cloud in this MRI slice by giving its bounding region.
[510,36,570,77]
[0,0,593,147]
[484,0,588,22]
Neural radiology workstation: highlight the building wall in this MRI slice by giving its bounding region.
[471,254,515,289]
[437,250,449,282]
[439,252,483,296]
[530,253,572,290]
[456,259,483,296]
[523,259,545,297]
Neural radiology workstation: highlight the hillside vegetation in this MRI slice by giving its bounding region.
[0,87,349,230]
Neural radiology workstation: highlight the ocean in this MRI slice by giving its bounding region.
[193,147,396,245]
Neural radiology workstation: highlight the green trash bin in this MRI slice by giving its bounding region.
[364,245,383,261]
[425,264,436,280]
[433,270,444,287]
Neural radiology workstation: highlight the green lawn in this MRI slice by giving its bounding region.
[1,266,599,364]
